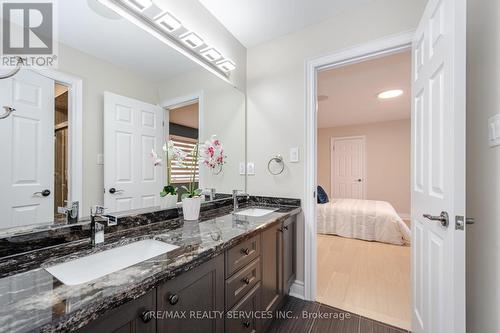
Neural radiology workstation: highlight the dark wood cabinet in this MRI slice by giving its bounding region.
[157,255,225,333]
[283,216,296,294]
[77,290,156,333]
[225,283,261,333]
[260,223,283,331]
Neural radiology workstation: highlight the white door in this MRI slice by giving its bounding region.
[411,0,466,332]
[330,136,365,199]
[104,92,165,212]
[0,70,55,228]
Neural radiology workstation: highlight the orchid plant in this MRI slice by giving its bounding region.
[150,139,187,197]
[182,135,226,199]
[199,135,227,174]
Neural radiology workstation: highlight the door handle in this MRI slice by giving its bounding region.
[423,211,449,228]
[1,106,15,120]
[109,188,124,194]
[33,189,51,197]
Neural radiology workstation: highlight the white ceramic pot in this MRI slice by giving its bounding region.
[161,194,178,209]
[182,196,202,221]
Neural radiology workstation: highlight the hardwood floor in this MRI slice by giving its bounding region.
[266,296,410,333]
[316,234,411,330]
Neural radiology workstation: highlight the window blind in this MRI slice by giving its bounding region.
[169,135,199,184]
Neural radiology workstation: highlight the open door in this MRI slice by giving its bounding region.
[411,0,466,332]
[0,70,55,227]
[104,92,165,212]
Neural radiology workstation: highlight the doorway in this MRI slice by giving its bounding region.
[54,83,69,219]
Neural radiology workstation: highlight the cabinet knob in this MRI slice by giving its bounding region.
[242,277,250,285]
[168,293,179,305]
[283,225,289,231]
[139,310,154,323]
[240,248,250,255]
[242,321,251,328]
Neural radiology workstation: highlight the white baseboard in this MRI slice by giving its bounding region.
[289,280,305,299]
[398,212,411,220]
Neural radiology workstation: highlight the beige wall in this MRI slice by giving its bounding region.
[317,120,411,214]
[466,0,500,331]
[246,0,427,286]
[58,43,160,211]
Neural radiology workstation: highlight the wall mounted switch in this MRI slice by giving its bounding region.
[247,162,255,175]
[290,147,299,163]
[488,114,500,147]
[97,153,104,165]
[239,162,246,175]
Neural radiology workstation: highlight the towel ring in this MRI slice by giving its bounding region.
[0,57,24,80]
[268,155,285,175]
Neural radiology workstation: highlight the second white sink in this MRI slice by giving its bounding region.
[45,239,178,285]
[234,208,276,217]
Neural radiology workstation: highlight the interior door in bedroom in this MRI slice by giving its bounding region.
[330,136,366,199]
[411,0,466,332]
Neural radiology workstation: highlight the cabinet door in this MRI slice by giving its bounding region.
[283,216,296,294]
[260,223,283,330]
[157,255,224,333]
[77,290,156,333]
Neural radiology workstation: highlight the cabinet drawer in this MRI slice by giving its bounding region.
[226,235,261,278]
[226,257,261,310]
[226,283,261,333]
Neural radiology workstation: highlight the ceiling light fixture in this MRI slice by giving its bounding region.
[180,31,204,49]
[200,47,222,62]
[123,0,152,12]
[155,12,182,33]
[217,59,236,72]
[378,89,404,99]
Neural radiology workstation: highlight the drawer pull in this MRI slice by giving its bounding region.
[242,321,251,328]
[168,293,179,305]
[242,277,251,285]
[241,248,250,255]
[139,311,154,323]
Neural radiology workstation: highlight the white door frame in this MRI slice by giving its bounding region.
[330,135,367,199]
[304,31,414,301]
[33,68,84,217]
[160,91,205,188]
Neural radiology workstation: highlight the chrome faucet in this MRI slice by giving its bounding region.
[233,190,249,213]
[59,201,79,224]
[90,206,109,246]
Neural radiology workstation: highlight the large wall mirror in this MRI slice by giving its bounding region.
[0,0,246,232]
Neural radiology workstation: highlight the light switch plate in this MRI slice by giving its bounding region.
[239,162,246,175]
[290,147,299,163]
[247,162,255,175]
[97,154,104,165]
[488,114,500,147]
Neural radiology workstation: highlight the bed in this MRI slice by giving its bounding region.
[317,198,411,245]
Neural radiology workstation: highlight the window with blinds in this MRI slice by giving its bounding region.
[170,135,199,184]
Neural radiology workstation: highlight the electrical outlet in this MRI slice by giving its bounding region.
[239,162,246,175]
[247,162,255,175]
[488,114,500,147]
[97,153,104,165]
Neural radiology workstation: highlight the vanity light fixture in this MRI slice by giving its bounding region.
[155,12,182,33]
[217,59,236,72]
[201,47,222,62]
[378,89,404,99]
[180,31,204,49]
[96,0,236,82]
[123,0,152,12]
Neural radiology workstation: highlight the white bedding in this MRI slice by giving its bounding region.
[317,199,411,245]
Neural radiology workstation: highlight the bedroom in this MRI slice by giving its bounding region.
[315,50,412,330]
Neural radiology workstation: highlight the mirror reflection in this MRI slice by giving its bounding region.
[0,0,246,231]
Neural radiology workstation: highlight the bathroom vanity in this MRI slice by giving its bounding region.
[0,197,299,333]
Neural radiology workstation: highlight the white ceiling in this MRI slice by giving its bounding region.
[317,50,411,129]
[57,0,197,82]
[198,0,371,47]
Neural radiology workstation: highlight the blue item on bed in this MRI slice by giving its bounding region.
[317,186,329,204]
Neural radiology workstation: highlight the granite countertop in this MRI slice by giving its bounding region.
[0,204,301,333]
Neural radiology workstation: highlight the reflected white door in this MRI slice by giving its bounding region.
[330,136,365,199]
[411,0,466,332]
[0,70,55,227]
[104,92,165,212]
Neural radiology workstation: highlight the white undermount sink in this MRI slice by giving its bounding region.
[45,239,178,286]
[234,208,277,217]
